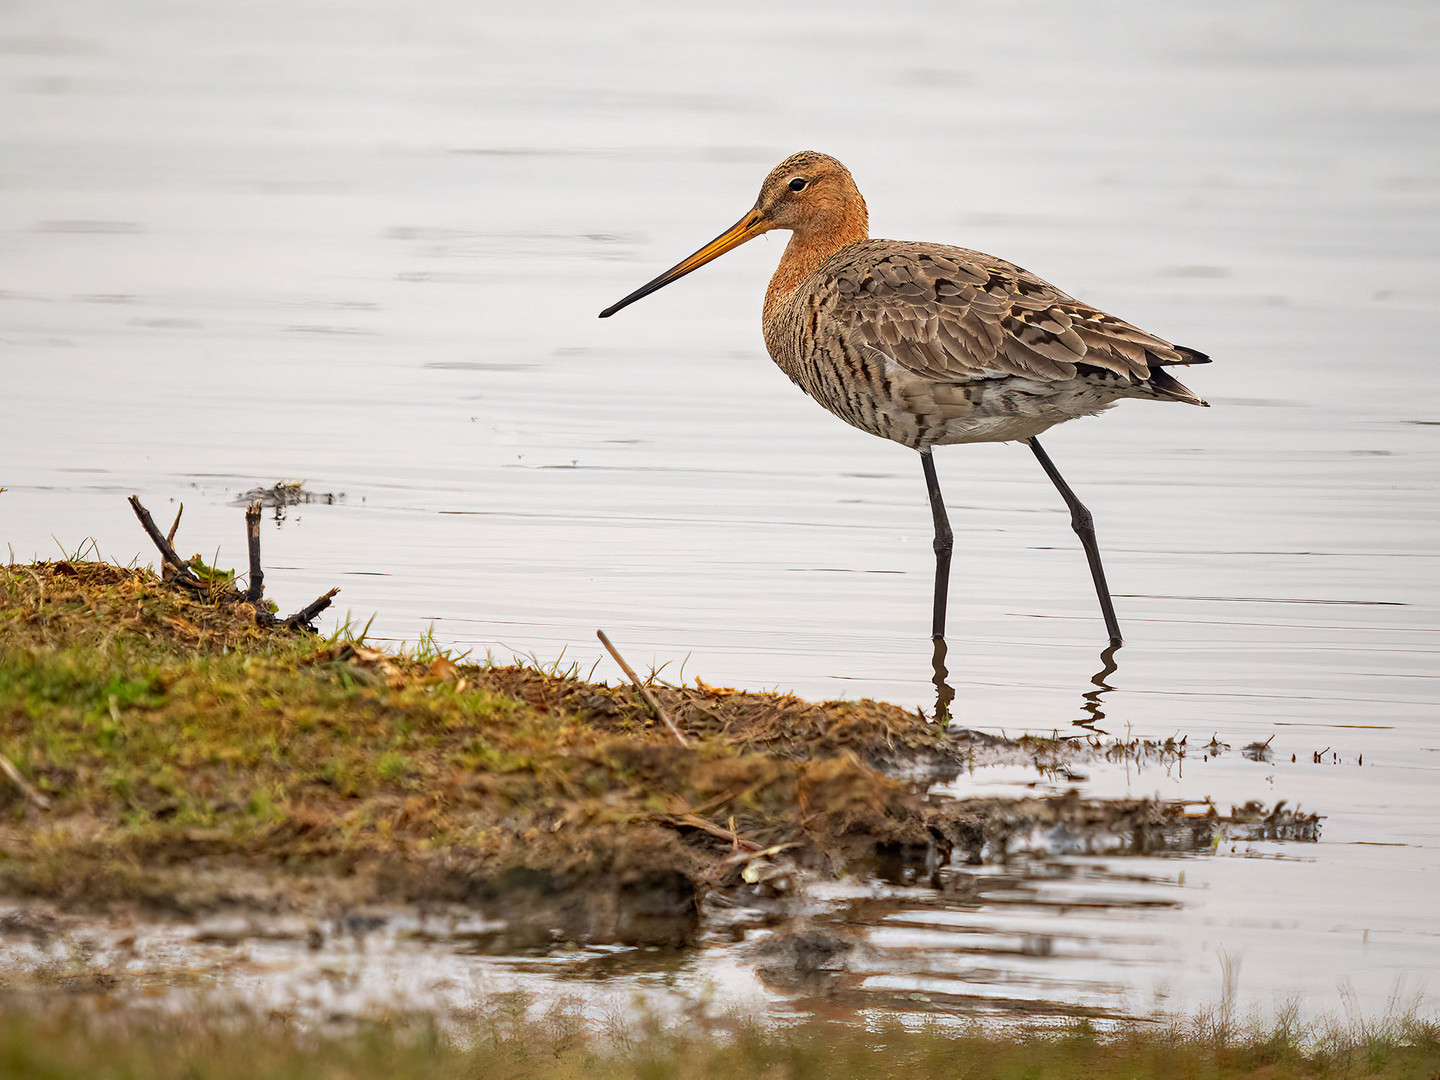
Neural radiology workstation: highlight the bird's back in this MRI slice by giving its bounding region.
[763,239,1208,449]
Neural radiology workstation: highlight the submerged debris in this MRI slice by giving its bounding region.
[232,480,339,508]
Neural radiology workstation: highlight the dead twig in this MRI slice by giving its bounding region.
[655,812,762,851]
[1,756,51,811]
[284,588,339,631]
[128,494,337,633]
[234,498,336,628]
[597,629,689,748]
[244,501,264,603]
[127,495,204,589]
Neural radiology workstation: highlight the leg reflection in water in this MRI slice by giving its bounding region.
[1078,642,1122,730]
[928,640,1120,729]
[931,637,956,726]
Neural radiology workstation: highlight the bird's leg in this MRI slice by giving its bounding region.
[1026,436,1122,645]
[919,447,953,641]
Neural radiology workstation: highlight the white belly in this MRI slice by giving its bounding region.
[927,379,1125,446]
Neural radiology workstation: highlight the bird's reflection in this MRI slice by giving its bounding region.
[1077,642,1122,730]
[927,638,1121,729]
[930,637,956,726]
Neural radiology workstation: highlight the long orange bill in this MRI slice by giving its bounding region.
[599,208,768,318]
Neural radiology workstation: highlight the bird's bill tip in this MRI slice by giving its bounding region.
[598,209,768,319]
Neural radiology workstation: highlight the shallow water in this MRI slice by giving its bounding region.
[2,0,1438,1023]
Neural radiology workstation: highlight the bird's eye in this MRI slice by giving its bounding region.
[788,177,808,192]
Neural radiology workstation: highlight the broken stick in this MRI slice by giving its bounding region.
[656,812,761,851]
[596,629,689,748]
[127,495,203,589]
[285,587,340,631]
[127,494,338,633]
[244,501,264,603]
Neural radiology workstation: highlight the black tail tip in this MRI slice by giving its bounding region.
[1176,346,1212,365]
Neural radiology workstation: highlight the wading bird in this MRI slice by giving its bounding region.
[600,152,1208,646]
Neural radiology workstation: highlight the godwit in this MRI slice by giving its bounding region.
[600,151,1208,645]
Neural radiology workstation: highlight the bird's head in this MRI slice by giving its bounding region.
[599,151,867,318]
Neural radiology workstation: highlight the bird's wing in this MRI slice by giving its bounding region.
[826,241,1207,384]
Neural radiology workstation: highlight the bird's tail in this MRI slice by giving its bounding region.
[1145,346,1210,407]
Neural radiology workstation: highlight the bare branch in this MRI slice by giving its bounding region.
[127,495,201,585]
[284,587,340,631]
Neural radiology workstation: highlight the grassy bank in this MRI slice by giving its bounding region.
[2,1000,1437,1080]
[2,559,973,937]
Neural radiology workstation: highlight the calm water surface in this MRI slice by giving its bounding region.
[1,0,1437,1023]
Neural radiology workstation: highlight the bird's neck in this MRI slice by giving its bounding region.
[764,211,869,328]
